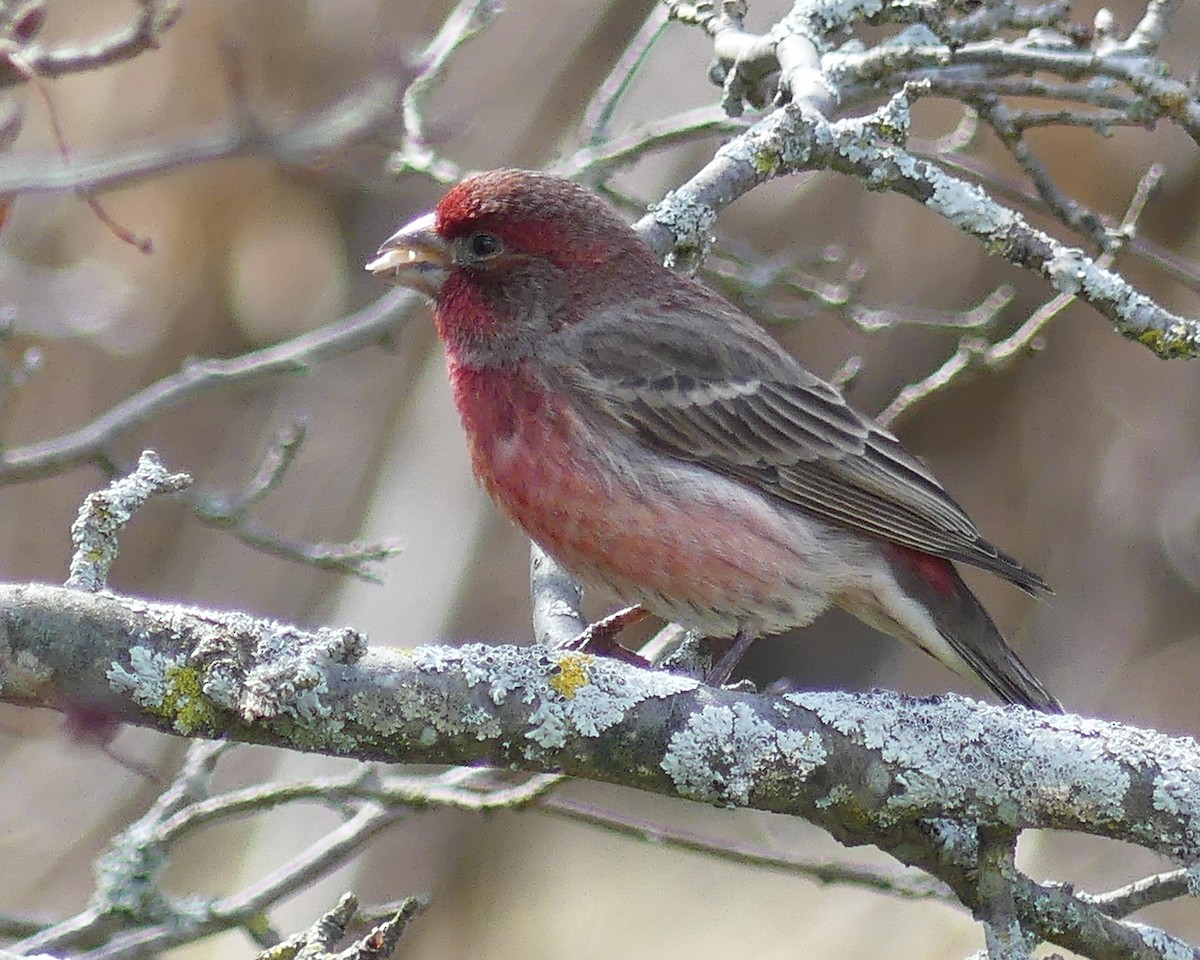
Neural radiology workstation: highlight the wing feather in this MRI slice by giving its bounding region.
[538,291,1048,593]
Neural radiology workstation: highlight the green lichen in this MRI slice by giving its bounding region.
[158,665,218,735]
[1134,326,1197,360]
[242,913,278,951]
[267,714,320,750]
[267,713,356,754]
[753,145,784,177]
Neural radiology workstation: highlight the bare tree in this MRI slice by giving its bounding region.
[1,2,1199,959]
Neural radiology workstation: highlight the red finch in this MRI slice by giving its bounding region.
[368,169,1061,712]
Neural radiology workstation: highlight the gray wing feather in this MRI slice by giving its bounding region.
[541,293,1048,594]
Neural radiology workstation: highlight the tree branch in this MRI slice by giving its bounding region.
[0,289,419,483]
[1,581,1197,860]
[0,79,399,197]
[2,0,182,85]
[3,580,1198,956]
[639,92,1200,358]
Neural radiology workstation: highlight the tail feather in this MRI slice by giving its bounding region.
[934,596,1062,712]
[879,548,1063,713]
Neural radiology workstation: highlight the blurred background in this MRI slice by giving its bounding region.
[2,0,1200,957]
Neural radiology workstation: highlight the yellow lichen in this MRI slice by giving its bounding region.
[159,665,217,735]
[753,146,783,177]
[1135,327,1196,360]
[548,654,593,699]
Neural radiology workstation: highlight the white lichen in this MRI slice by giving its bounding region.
[415,644,698,753]
[107,645,182,709]
[786,690,1199,851]
[663,701,826,806]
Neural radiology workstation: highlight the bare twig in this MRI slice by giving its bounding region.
[389,0,500,184]
[537,790,957,903]
[66,451,191,592]
[876,163,1164,426]
[0,288,419,484]
[0,79,399,196]
[5,44,152,251]
[560,105,746,181]
[2,0,181,84]
[169,428,404,583]
[1081,866,1200,919]
[579,4,671,146]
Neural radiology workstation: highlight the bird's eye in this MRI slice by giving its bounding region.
[468,232,502,258]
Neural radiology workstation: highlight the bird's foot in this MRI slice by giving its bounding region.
[559,605,651,666]
[705,623,758,687]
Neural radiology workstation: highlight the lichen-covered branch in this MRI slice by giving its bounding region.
[2,580,1199,959]
[5,580,1198,862]
[651,0,1200,359]
[66,450,191,591]
[640,94,1200,358]
[10,739,419,959]
[253,893,424,960]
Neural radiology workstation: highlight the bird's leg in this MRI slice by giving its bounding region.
[560,605,651,665]
[706,622,758,686]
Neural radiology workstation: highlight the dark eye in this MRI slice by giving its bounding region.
[468,231,502,258]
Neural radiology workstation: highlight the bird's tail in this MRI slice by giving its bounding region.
[847,547,1063,713]
[934,570,1061,712]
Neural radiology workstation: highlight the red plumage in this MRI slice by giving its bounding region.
[368,169,1061,712]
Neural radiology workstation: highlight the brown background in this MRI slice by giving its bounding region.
[2,0,1199,956]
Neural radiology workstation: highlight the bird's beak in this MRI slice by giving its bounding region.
[365,211,449,298]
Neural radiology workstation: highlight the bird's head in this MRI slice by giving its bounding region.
[367,169,657,363]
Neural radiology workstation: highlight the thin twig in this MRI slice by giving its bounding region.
[0,79,399,196]
[1081,866,1200,918]
[579,4,671,146]
[3,0,181,83]
[390,0,499,184]
[0,288,420,483]
[537,791,957,903]
[560,106,746,180]
[877,162,1165,426]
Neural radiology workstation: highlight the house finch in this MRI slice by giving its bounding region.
[367,169,1061,712]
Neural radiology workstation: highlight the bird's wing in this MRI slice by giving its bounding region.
[541,293,1048,593]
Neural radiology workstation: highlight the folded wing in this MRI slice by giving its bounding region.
[541,292,1048,594]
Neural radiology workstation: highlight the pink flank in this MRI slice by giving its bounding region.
[446,356,837,638]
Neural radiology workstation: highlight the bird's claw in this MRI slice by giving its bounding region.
[558,605,651,665]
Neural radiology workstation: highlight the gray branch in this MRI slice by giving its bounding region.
[66,451,191,592]
[639,92,1200,358]
[1,581,1198,957]
[650,0,1200,358]
[2,0,182,85]
[0,289,419,484]
[0,79,400,197]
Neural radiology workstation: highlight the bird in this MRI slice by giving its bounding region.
[367,168,1061,712]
